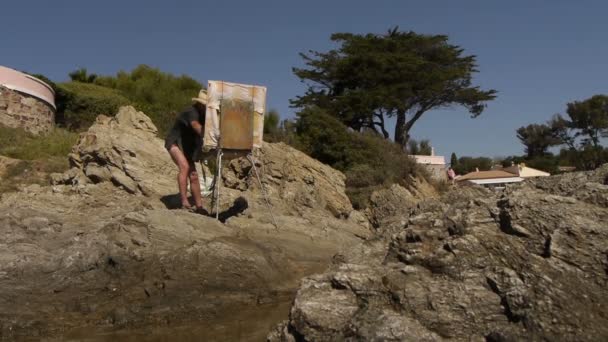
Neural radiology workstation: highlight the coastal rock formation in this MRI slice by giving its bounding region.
[269,165,608,341]
[53,106,175,195]
[0,107,370,340]
[54,106,355,219]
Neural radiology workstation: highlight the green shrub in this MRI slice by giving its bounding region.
[94,65,202,135]
[0,157,70,193]
[295,107,419,209]
[525,155,560,174]
[453,156,493,175]
[57,82,131,130]
[263,109,282,142]
[0,125,79,160]
[501,154,561,174]
[0,126,76,193]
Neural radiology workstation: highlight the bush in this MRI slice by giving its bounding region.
[295,107,419,209]
[0,125,79,160]
[525,155,560,174]
[559,146,608,171]
[57,82,131,130]
[0,125,77,193]
[94,65,202,135]
[453,156,493,175]
[34,65,202,135]
[264,109,281,142]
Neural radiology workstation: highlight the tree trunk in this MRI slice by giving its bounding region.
[394,109,407,147]
[592,129,600,147]
[374,112,389,139]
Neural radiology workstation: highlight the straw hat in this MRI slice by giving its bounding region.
[192,89,208,105]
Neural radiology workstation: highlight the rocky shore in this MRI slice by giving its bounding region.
[2,106,606,341]
[0,107,373,340]
[269,165,608,341]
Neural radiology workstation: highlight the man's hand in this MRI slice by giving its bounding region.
[191,121,203,136]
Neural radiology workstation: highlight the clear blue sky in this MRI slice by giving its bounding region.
[3,0,607,158]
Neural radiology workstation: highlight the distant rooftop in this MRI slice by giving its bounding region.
[457,170,518,182]
[457,163,550,186]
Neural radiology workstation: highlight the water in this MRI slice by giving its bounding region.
[59,301,291,342]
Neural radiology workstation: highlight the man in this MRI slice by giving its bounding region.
[447,167,456,185]
[164,89,207,211]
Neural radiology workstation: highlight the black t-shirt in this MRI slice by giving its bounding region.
[165,106,205,161]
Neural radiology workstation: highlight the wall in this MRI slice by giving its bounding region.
[0,85,55,134]
[421,164,448,181]
[411,154,447,181]
[0,65,56,135]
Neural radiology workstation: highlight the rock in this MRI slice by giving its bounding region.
[56,107,357,221]
[0,108,373,339]
[23,184,42,194]
[369,184,417,227]
[109,167,138,194]
[347,210,370,229]
[0,155,19,178]
[242,143,354,218]
[84,163,111,183]
[21,216,50,231]
[272,165,608,341]
[368,178,438,229]
[57,106,175,196]
[288,275,359,341]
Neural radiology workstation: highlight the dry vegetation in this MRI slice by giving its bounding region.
[0,125,78,193]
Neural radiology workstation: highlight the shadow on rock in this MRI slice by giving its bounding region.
[219,197,248,222]
[160,193,183,209]
[160,194,247,221]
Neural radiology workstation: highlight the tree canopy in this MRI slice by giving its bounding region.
[450,152,458,168]
[69,67,98,83]
[564,95,608,147]
[291,27,497,147]
[294,107,418,208]
[516,123,559,158]
[514,94,608,171]
[452,156,492,175]
[407,139,432,155]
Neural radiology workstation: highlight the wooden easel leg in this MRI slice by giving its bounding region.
[247,153,279,229]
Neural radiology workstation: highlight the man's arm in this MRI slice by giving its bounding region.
[191,121,203,136]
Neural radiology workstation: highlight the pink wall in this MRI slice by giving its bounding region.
[0,66,55,109]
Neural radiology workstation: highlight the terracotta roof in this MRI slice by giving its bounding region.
[456,170,518,181]
[502,164,550,178]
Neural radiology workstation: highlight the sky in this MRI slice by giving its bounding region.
[2,0,607,158]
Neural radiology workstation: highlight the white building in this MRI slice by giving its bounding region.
[411,148,447,180]
[457,163,550,188]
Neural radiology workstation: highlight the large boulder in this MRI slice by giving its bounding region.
[270,166,608,341]
[368,177,438,229]
[55,106,175,195]
[222,142,353,218]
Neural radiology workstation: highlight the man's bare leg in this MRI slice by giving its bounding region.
[168,145,191,208]
[188,162,204,209]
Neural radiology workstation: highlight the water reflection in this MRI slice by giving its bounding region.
[61,301,290,342]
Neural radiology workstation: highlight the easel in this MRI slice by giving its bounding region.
[202,80,277,229]
[205,144,279,229]
[201,148,279,229]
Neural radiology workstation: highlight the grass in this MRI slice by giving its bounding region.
[0,125,78,160]
[0,125,78,193]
